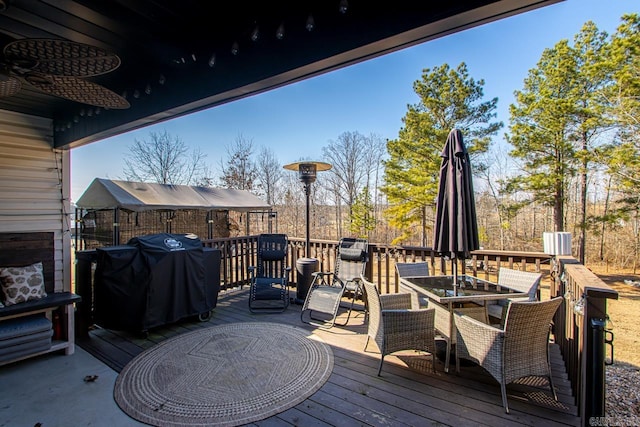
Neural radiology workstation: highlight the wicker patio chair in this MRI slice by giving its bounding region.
[486,267,542,321]
[395,261,430,308]
[301,238,368,329]
[248,234,291,313]
[454,296,563,413]
[360,275,437,375]
[429,299,489,372]
[395,261,430,278]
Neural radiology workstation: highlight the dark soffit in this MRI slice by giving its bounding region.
[0,0,563,149]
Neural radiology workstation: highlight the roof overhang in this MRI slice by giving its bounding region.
[0,0,563,149]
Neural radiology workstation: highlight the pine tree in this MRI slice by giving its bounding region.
[381,62,500,245]
[507,21,614,262]
[349,187,376,238]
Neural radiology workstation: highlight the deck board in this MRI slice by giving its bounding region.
[78,288,580,426]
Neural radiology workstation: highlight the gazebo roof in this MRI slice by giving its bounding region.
[76,178,271,212]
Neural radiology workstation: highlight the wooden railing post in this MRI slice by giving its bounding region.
[552,257,618,426]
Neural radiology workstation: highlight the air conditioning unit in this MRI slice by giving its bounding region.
[543,232,572,256]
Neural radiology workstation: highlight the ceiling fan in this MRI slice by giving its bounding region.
[0,38,130,109]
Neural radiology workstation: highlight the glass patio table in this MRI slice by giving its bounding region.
[399,275,528,372]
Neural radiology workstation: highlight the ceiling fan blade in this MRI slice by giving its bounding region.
[0,75,21,97]
[27,75,130,109]
[4,39,121,77]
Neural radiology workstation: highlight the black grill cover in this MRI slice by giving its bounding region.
[94,245,146,331]
[94,233,220,332]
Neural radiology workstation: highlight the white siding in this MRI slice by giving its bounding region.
[0,109,71,292]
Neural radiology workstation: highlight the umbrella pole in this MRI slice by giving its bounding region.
[452,257,458,294]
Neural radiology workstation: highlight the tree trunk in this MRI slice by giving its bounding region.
[421,205,427,247]
[554,180,564,232]
[578,137,588,264]
[635,210,639,275]
[599,176,612,261]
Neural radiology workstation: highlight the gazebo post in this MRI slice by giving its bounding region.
[268,209,274,233]
[113,208,120,246]
[207,210,213,239]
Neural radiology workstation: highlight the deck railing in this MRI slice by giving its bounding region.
[550,256,618,425]
[202,236,553,292]
[75,235,617,426]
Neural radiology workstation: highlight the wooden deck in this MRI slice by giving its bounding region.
[78,288,580,426]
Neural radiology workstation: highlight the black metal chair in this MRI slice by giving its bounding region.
[301,237,368,328]
[248,234,291,313]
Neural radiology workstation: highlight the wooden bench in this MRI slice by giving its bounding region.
[0,232,81,366]
[0,292,81,366]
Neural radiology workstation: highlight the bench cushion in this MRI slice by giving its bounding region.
[0,332,52,356]
[0,315,52,341]
[0,315,53,363]
[0,340,52,363]
[0,292,81,318]
[0,329,53,347]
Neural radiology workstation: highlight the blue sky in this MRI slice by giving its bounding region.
[71,0,638,202]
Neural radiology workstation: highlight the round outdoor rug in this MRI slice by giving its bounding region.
[114,322,333,427]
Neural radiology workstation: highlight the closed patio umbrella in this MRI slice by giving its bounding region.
[433,128,479,288]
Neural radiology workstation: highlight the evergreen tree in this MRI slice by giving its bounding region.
[507,40,578,232]
[570,22,612,262]
[602,14,640,265]
[349,187,376,238]
[606,14,640,205]
[507,21,614,262]
[381,62,500,245]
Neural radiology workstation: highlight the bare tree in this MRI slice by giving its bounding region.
[476,146,521,249]
[362,133,386,239]
[194,164,217,187]
[219,134,257,191]
[279,174,305,239]
[255,146,283,204]
[122,130,208,185]
[323,131,367,209]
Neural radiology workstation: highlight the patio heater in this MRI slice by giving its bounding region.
[284,161,332,303]
[283,161,332,257]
